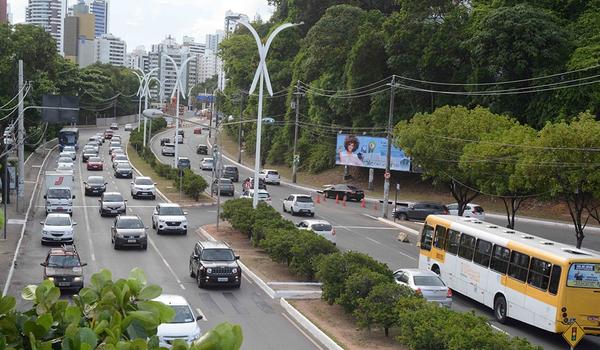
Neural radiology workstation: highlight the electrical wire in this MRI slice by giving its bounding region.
[0,84,29,110]
[298,76,392,93]
[429,135,600,152]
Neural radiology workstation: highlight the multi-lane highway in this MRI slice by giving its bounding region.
[150,119,600,350]
[7,127,322,350]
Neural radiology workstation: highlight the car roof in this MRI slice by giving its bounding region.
[103,191,123,196]
[48,247,79,256]
[291,194,311,198]
[47,213,71,218]
[178,157,190,160]
[394,268,439,277]
[198,240,231,249]
[87,175,104,180]
[136,176,151,180]
[158,203,180,208]
[301,219,330,225]
[153,294,189,306]
[117,215,141,221]
[164,143,175,146]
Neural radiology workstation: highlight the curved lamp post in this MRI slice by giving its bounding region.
[233,18,302,208]
[163,54,196,168]
[132,67,158,146]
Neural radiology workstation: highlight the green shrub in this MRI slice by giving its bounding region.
[289,230,338,279]
[306,143,335,173]
[337,268,391,313]
[251,203,294,245]
[354,283,413,337]
[260,228,299,266]
[182,170,208,201]
[221,199,255,237]
[316,251,392,305]
[395,297,542,350]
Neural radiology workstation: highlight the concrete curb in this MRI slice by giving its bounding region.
[280,299,344,350]
[376,217,420,236]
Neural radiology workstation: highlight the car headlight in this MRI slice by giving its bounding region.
[206,268,212,274]
[73,277,82,282]
[42,230,50,236]
[232,268,238,274]
[190,330,201,342]
[47,277,54,282]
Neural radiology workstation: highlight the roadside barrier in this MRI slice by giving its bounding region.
[361,198,366,208]
[316,195,321,204]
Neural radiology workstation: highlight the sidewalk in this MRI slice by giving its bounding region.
[0,140,57,295]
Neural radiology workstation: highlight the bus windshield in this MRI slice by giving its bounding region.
[59,128,79,148]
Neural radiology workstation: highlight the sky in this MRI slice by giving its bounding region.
[8,0,275,50]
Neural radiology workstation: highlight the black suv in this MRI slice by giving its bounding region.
[84,176,107,196]
[41,246,87,292]
[223,165,239,182]
[189,241,241,288]
[160,137,171,146]
[196,144,208,155]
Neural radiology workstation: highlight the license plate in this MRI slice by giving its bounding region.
[57,207,63,211]
[218,277,228,282]
[58,282,69,287]
[127,239,136,243]
[589,316,600,321]
[111,210,118,213]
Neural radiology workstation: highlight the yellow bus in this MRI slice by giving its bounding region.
[418,215,600,335]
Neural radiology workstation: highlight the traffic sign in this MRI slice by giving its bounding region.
[384,172,391,179]
[562,322,585,349]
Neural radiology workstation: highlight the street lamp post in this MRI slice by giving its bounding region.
[231,17,302,208]
[163,54,195,168]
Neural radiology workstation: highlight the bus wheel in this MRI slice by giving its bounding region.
[494,295,508,324]
[431,265,440,275]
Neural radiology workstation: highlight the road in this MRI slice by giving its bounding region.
[7,127,322,350]
[151,121,600,350]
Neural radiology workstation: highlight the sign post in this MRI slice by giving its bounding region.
[562,322,584,349]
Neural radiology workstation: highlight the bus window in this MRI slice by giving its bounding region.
[420,225,434,251]
[433,225,448,249]
[548,265,562,295]
[528,258,552,291]
[473,239,492,267]
[458,234,476,261]
[446,230,460,255]
[508,251,530,282]
[490,245,510,274]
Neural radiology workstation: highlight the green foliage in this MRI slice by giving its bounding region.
[180,169,209,201]
[0,268,243,349]
[354,283,413,337]
[289,230,338,279]
[260,228,298,266]
[220,199,255,237]
[337,268,391,313]
[395,297,542,350]
[251,203,293,245]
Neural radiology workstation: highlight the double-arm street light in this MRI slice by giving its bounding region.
[132,67,158,146]
[226,15,302,208]
[163,54,195,168]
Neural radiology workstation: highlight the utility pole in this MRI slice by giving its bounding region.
[17,60,24,213]
[238,93,244,164]
[292,80,301,183]
[382,76,396,219]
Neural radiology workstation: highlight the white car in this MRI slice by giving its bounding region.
[241,189,271,203]
[259,169,281,185]
[282,194,315,216]
[162,144,175,156]
[62,146,76,160]
[393,269,452,308]
[200,158,214,171]
[154,294,202,347]
[176,134,183,144]
[152,203,188,235]
[40,213,77,245]
[446,203,485,220]
[124,123,133,131]
[56,163,74,177]
[130,176,156,199]
[57,156,74,168]
[297,219,336,245]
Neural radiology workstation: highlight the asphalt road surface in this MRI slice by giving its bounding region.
[7,127,322,350]
[150,121,600,350]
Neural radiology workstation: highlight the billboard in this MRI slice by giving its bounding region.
[335,134,411,172]
[42,95,80,124]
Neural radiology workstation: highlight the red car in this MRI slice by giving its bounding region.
[87,157,104,171]
[104,129,114,139]
[194,127,202,135]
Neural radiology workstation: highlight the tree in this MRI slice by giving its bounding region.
[337,268,390,313]
[517,113,600,248]
[395,105,515,215]
[461,123,538,228]
[354,282,412,336]
[0,268,242,349]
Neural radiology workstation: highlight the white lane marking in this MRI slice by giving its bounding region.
[490,324,509,335]
[147,236,186,290]
[281,312,325,350]
[242,274,253,285]
[78,157,96,263]
[333,226,397,230]
[362,214,378,220]
[128,208,133,213]
[333,223,417,262]
[195,308,208,322]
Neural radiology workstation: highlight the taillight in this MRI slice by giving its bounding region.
[332,228,336,236]
[415,288,422,295]
[447,289,453,298]
[443,210,449,215]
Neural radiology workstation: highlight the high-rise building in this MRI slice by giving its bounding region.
[90,0,108,38]
[25,0,67,53]
[63,10,96,67]
[96,33,126,66]
[69,0,88,16]
[205,30,224,52]
[197,49,218,85]
[0,0,7,23]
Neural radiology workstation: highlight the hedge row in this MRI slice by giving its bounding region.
[129,121,208,200]
[220,199,540,348]
[220,199,338,279]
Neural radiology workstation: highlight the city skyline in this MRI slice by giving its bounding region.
[9,0,274,50]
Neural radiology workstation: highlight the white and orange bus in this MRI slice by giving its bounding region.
[418,215,600,335]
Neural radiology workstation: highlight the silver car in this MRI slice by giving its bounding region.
[200,158,214,171]
[40,213,77,245]
[111,215,148,250]
[393,268,452,307]
[99,192,127,217]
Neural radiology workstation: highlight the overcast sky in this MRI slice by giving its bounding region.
[8,0,274,50]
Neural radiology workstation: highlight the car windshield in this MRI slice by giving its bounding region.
[178,159,190,165]
[311,223,332,232]
[347,185,359,191]
[160,206,184,215]
[164,145,175,149]
[47,255,80,267]
[296,196,313,203]
[117,164,131,170]
[116,218,144,229]
[113,149,123,153]
[258,192,270,199]
[225,167,237,172]
[219,179,232,184]
[47,188,70,199]
[201,248,235,261]
[413,275,445,287]
[136,178,153,186]
[115,155,128,161]
[87,177,104,184]
[57,165,72,170]
[63,146,75,152]
[169,305,195,323]
[103,194,123,202]
[58,157,72,163]
[45,216,71,226]
[88,157,101,162]
[267,171,279,175]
